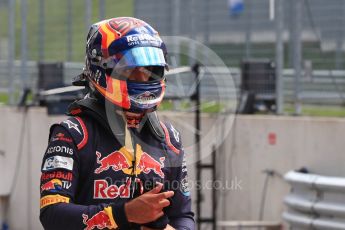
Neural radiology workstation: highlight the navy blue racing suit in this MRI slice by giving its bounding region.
[39,99,195,230]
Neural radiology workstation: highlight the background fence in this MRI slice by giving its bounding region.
[1,0,345,114]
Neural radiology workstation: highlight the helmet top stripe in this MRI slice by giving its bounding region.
[99,24,117,58]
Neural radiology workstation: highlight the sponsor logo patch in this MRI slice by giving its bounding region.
[41,179,63,192]
[41,171,73,181]
[94,179,131,199]
[82,207,116,230]
[181,177,190,196]
[126,34,157,43]
[40,194,70,209]
[181,154,190,196]
[93,177,144,199]
[46,145,73,155]
[95,151,130,174]
[42,156,73,171]
[95,146,165,178]
[137,153,165,179]
[62,180,72,189]
[50,133,73,143]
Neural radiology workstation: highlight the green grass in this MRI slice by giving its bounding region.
[284,105,345,117]
[209,42,345,70]
[0,93,8,104]
[159,100,175,111]
[2,91,345,117]
[159,101,345,117]
[158,100,225,113]
[0,0,133,62]
[158,100,191,112]
[0,90,34,105]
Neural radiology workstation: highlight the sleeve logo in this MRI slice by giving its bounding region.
[82,207,117,230]
[170,125,180,143]
[50,133,73,143]
[46,145,73,155]
[40,194,70,209]
[42,156,74,171]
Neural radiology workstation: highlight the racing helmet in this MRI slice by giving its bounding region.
[82,17,168,113]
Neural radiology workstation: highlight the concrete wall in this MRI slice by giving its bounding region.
[0,107,345,229]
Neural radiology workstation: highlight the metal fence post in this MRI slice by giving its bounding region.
[21,0,28,91]
[203,0,209,44]
[67,0,73,61]
[288,1,294,68]
[245,0,252,59]
[189,0,197,66]
[8,0,15,105]
[275,0,284,114]
[202,0,209,66]
[38,0,45,61]
[292,0,302,115]
[133,0,138,18]
[99,0,105,20]
[171,0,180,66]
[335,1,345,69]
[85,0,92,33]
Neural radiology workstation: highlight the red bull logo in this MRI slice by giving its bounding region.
[82,208,114,230]
[94,151,130,174]
[41,171,73,181]
[94,146,165,178]
[41,179,63,192]
[137,152,165,178]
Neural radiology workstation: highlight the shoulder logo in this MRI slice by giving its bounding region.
[50,133,73,143]
[170,125,180,143]
[63,120,82,135]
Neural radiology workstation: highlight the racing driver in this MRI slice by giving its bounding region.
[39,17,195,230]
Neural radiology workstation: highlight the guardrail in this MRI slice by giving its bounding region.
[217,221,281,229]
[283,170,345,229]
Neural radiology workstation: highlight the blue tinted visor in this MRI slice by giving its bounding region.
[115,47,167,69]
